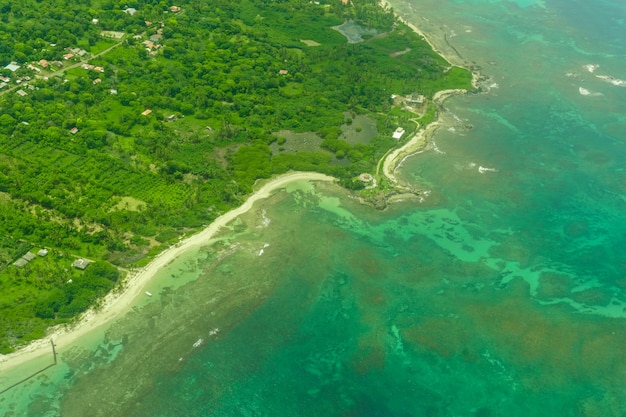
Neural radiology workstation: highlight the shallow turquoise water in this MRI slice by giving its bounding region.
[3,1,626,416]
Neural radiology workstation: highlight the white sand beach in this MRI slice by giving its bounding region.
[0,172,336,373]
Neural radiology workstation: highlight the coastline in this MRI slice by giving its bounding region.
[379,0,465,68]
[377,0,480,188]
[381,89,466,187]
[0,3,478,376]
[0,171,336,374]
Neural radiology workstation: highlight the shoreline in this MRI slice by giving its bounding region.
[379,0,465,68]
[381,89,469,187]
[378,0,480,188]
[0,171,336,373]
[0,3,479,375]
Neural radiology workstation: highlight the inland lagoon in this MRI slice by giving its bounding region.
[2,0,626,415]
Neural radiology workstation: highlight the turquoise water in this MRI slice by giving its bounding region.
[3,0,626,415]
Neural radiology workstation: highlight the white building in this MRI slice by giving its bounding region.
[4,62,20,72]
[392,127,405,140]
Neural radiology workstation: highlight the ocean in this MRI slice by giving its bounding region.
[2,0,626,415]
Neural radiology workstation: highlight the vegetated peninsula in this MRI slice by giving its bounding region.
[0,0,472,353]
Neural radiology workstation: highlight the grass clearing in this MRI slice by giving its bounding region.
[300,39,321,46]
[110,196,147,212]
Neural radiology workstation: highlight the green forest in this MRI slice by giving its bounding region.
[0,0,472,352]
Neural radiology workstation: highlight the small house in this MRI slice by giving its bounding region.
[358,173,374,183]
[141,109,152,116]
[279,69,289,75]
[69,127,79,134]
[13,251,36,267]
[406,93,425,106]
[72,258,90,270]
[16,89,28,97]
[170,6,181,12]
[38,249,49,257]
[63,53,74,60]
[13,258,28,268]
[392,127,405,140]
[4,62,20,72]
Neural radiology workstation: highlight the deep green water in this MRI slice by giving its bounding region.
[3,0,626,416]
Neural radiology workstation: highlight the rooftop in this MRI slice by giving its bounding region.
[392,127,405,140]
[72,258,91,270]
[4,63,20,72]
[13,258,28,268]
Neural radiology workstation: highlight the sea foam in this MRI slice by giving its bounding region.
[583,64,600,73]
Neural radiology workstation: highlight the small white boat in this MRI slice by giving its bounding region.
[145,291,152,297]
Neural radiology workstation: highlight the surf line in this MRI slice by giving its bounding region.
[0,339,57,395]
